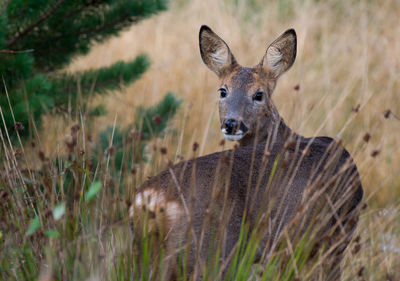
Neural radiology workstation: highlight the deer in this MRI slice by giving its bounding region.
[130,26,364,281]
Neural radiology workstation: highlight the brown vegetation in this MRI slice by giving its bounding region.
[35,0,399,279]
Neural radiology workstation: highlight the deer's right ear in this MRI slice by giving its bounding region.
[199,25,237,77]
[261,29,297,78]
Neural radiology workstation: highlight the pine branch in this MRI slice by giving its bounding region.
[58,0,101,24]
[23,0,167,71]
[71,14,138,43]
[51,0,167,50]
[136,92,182,140]
[0,0,10,16]
[1,0,170,140]
[82,0,167,40]
[6,0,64,48]
[50,55,150,104]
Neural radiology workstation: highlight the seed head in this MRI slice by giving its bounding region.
[222,154,230,164]
[294,84,300,91]
[192,142,199,152]
[160,147,167,155]
[371,149,380,157]
[125,199,132,208]
[14,122,24,131]
[106,146,116,156]
[71,124,80,135]
[352,104,360,113]
[0,190,9,199]
[384,109,391,119]
[152,114,162,126]
[362,133,371,143]
[129,129,145,141]
[262,148,271,162]
[352,243,361,255]
[14,148,22,158]
[284,139,296,151]
[38,151,46,162]
[64,134,77,149]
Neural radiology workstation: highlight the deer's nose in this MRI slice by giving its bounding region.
[224,119,238,134]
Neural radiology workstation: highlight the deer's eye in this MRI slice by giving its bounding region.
[219,88,227,98]
[253,91,263,102]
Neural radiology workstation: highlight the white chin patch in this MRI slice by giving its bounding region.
[221,128,245,141]
[222,132,244,141]
[224,134,243,141]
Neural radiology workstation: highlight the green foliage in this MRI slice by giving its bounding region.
[0,0,168,139]
[85,181,102,202]
[26,216,41,236]
[0,89,183,280]
[97,92,182,170]
[135,92,183,141]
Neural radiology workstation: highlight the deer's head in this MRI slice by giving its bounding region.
[199,25,296,145]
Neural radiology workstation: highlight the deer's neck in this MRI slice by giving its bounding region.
[239,117,300,148]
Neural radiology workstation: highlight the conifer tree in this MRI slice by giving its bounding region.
[0,0,168,138]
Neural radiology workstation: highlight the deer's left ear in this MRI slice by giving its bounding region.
[199,25,237,77]
[260,29,297,78]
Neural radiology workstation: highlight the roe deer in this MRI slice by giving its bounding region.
[130,26,363,281]
[199,25,297,147]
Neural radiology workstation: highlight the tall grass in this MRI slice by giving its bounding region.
[65,0,400,206]
[1,0,399,280]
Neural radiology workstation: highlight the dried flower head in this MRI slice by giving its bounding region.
[71,124,80,135]
[371,149,380,157]
[38,151,46,162]
[64,134,77,149]
[106,146,116,156]
[14,122,24,131]
[362,132,371,143]
[384,109,391,119]
[192,142,199,152]
[352,104,360,113]
[152,114,162,126]
[284,139,296,151]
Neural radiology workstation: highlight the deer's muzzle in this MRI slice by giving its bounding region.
[221,119,248,141]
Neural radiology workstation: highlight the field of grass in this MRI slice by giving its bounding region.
[1,0,399,280]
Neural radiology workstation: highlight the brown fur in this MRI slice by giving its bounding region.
[132,26,363,280]
[199,26,297,147]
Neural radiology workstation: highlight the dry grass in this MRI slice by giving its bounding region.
[62,0,400,206]
[33,0,399,279]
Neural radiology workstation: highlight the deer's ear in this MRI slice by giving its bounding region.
[199,25,237,77]
[261,29,296,78]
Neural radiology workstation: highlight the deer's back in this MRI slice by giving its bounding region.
[140,136,363,260]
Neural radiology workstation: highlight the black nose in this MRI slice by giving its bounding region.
[224,119,238,134]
